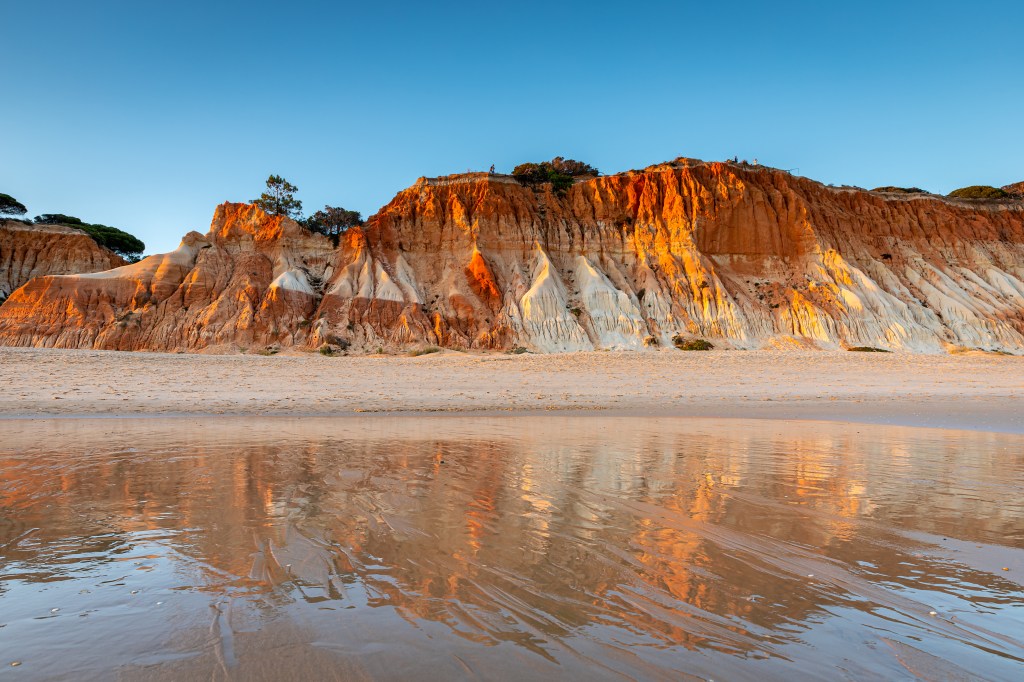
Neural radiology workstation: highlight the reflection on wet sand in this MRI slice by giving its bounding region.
[1,417,1022,681]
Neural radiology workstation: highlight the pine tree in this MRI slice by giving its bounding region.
[0,193,28,219]
[252,175,302,219]
[304,206,362,236]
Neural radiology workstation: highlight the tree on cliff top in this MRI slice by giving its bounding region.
[253,175,303,219]
[34,213,145,259]
[0,193,28,219]
[512,158,599,193]
[304,206,362,236]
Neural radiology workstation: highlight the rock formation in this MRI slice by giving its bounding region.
[0,220,125,304]
[1003,181,1024,198]
[2,160,1023,353]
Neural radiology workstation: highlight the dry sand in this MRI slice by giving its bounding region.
[2,347,1023,432]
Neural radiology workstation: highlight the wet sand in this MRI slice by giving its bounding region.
[1,416,1022,680]
[2,347,1024,431]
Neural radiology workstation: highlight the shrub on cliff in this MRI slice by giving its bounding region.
[948,185,1009,200]
[512,157,599,193]
[304,206,362,236]
[0,193,28,218]
[871,186,928,194]
[34,213,145,259]
[252,175,303,219]
[672,335,714,351]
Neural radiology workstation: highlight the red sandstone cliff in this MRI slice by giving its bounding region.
[0,220,125,304]
[2,160,1023,353]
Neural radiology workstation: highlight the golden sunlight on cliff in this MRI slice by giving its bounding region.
[2,161,1023,353]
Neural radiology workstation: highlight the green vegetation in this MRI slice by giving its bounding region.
[848,346,891,352]
[0,193,28,218]
[672,335,714,351]
[512,157,599,193]
[318,343,335,356]
[507,347,529,354]
[871,186,928,194]
[304,206,362,237]
[408,346,441,357]
[252,175,362,244]
[34,213,145,259]
[948,185,1009,200]
[252,174,303,219]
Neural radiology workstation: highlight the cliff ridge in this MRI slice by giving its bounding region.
[2,161,1023,353]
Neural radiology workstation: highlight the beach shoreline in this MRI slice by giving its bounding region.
[2,346,1023,432]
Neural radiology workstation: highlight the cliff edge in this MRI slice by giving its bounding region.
[1,220,126,304]
[1,161,1023,353]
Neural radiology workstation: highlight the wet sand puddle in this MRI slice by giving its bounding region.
[0,417,1022,680]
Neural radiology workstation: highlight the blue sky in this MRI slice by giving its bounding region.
[4,1,1022,254]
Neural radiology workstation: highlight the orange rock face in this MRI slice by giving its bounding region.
[2,161,1024,353]
[0,220,125,304]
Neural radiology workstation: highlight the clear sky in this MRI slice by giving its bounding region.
[4,1,1023,254]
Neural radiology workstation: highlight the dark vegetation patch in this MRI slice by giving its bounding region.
[34,214,145,259]
[512,157,599,194]
[848,346,891,352]
[672,335,714,351]
[871,186,928,194]
[947,185,1009,200]
[0,193,28,218]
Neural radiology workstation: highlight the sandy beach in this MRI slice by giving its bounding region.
[2,347,1022,432]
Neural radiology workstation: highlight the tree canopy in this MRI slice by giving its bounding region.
[252,175,303,219]
[34,213,84,226]
[304,206,362,236]
[512,157,599,193]
[0,193,28,218]
[34,214,145,259]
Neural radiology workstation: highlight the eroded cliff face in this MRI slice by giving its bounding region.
[0,220,125,304]
[1004,182,1024,198]
[2,161,1023,353]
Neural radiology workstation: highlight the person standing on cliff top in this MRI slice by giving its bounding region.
[489,164,495,174]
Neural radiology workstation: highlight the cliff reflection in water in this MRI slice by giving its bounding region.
[1,417,1022,681]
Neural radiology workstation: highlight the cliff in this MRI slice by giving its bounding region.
[2,160,1023,353]
[0,220,125,304]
